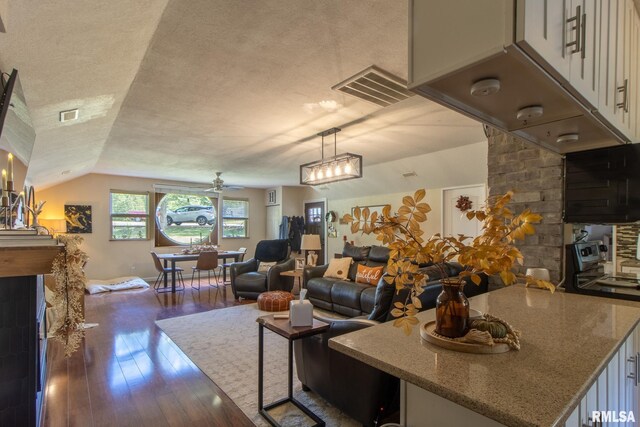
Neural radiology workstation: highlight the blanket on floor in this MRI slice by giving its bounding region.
[86,276,149,294]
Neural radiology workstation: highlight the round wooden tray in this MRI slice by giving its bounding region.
[420,321,511,354]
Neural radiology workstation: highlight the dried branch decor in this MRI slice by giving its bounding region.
[50,235,88,357]
[343,189,555,335]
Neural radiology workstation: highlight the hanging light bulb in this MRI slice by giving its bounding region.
[326,165,333,178]
[334,163,342,176]
[317,167,324,180]
[344,161,353,174]
[309,169,316,181]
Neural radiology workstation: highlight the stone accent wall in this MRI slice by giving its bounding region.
[617,224,640,260]
[487,128,564,282]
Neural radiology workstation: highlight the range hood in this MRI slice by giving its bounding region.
[411,46,623,153]
[408,0,636,154]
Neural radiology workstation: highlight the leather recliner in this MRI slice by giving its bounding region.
[294,317,399,427]
[229,239,295,299]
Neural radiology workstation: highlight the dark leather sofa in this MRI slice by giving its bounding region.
[296,243,489,426]
[303,243,389,317]
[303,243,488,319]
[229,239,295,300]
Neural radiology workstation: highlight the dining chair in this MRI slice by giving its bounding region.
[223,247,247,284]
[151,252,185,292]
[191,251,222,290]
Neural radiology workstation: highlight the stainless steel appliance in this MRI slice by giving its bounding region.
[565,241,640,301]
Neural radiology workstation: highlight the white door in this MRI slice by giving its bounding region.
[442,185,486,239]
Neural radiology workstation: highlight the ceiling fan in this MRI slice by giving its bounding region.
[205,172,244,192]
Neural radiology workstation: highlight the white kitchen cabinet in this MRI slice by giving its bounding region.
[517,0,571,81]
[565,322,640,427]
[629,1,639,139]
[599,0,639,141]
[568,0,600,109]
[598,0,616,125]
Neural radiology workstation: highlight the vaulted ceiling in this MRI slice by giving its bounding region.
[0,0,484,189]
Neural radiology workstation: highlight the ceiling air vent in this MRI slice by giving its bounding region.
[59,109,79,122]
[332,66,414,107]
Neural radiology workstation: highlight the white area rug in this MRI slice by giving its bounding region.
[156,304,358,427]
[85,276,150,294]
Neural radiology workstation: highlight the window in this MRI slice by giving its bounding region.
[110,191,150,240]
[222,198,249,238]
[155,193,217,246]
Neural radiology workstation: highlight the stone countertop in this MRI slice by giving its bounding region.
[329,286,640,427]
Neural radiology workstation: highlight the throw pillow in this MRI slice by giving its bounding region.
[257,261,277,272]
[323,257,353,280]
[355,264,384,285]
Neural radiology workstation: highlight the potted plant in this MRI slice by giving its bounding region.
[343,189,555,337]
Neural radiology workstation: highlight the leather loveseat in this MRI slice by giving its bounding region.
[303,243,389,317]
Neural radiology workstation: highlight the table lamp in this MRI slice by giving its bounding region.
[300,234,321,266]
[39,218,67,236]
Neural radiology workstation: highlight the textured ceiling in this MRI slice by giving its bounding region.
[0,0,483,189]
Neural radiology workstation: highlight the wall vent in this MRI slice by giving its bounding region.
[402,171,418,178]
[59,109,79,122]
[332,66,414,107]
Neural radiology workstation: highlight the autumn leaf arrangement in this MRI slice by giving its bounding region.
[50,234,88,357]
[343,189,555,334]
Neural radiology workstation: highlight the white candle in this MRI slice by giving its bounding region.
[1,169,6,192]
[7,153,13,182]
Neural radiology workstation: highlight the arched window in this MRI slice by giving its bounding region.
[155,192,218,246]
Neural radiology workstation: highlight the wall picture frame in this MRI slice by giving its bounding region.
[65,204,92,233]
[295,258,305,270]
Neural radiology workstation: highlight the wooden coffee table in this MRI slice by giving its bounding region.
[256,314,329,427]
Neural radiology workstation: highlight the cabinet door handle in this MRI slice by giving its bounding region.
[566,5,582,55]
[580,12,586,59]
[637,351,639,387]
[617,79,629,112]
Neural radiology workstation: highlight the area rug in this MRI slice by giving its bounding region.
[155,304,358,427]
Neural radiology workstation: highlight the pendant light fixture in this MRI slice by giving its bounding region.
[299,127,362,186]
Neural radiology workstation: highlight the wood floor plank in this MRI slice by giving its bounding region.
[42,278,254,426]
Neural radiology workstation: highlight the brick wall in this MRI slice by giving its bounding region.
[487,128,564,282]
[617,224,640,260]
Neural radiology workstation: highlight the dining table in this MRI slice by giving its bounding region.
[156,251,244,293]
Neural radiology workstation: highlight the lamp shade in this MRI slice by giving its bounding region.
[300,234,322,251]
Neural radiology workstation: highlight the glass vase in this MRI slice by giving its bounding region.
[435,279,469,338]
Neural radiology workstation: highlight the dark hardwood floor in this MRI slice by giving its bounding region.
[43,280,255,427]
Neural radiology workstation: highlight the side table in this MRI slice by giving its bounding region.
[256,315,329,427]
[279,269,303,294]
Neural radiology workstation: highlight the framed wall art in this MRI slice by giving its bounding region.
[65,204,92,233]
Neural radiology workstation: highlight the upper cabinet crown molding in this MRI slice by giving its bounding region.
[409,0,640,154]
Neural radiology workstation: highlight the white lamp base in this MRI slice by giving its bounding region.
[306,251,318,267]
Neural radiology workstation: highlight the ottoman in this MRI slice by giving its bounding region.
[257,290,294,312]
